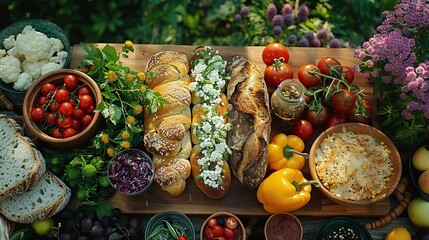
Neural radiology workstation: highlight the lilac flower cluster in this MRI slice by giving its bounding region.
[354,0,429,143]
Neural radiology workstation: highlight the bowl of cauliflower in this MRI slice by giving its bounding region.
[0,19,71,105]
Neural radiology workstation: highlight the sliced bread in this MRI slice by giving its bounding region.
[0,171,71,224]
[0,114,46,197]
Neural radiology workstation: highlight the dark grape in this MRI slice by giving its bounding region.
[129,217,140,229]
[217,217,225,226]
[110,216,118,225]
[86,212,96,221]
[91,224,105,237]
[105,226,114,235]
[112,208,121,217]
[77,236,89,240]
[108,232,123,240]
[58,210,72,222]
[64,218,77,232]
[74,210,86,223]
[101,215,111,227]
[128,227,137,238]
[60,233,72,240]
[81,217,94,234]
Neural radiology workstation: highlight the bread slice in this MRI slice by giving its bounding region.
[0,171,71,224]
[0,114,46,197]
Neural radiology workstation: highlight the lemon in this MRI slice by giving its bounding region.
[31,218,54,236]
[385,226,412,240]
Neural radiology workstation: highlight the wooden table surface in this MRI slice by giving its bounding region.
[1,44,419,239]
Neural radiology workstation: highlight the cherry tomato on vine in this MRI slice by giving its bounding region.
[37,96,49,107]
[317,57,342,76]
[58,102,74,117]
[45,113,56,125]
[64,74,78,90]
[81,114,93,128]
[40,83,56,96]
[62,127,77,138]
[207,218,218,228]
[49,101,60,113]
[291,119,313,141]
[72,108,85,119]
[304,105,330,126]
[72,119,83,132]
[55,89,69,103]
[264,61,294,87]
[347,99,373,124]
[79,94,94,110]
[51,127,63,138]
[56,116,73,128]
[326,112,347,129]
[262,42,290,65]
[297,64,321,88]
[30,107,46,121]
[331,90,357,114]
[341,66,355,84]
[77,86,91,96]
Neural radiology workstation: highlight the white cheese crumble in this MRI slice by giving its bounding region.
[190,47,231,188]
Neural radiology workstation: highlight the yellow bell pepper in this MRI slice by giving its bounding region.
[256,168,319,213]
[268,133,307,170]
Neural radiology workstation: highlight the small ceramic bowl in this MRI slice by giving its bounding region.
[0,19,72,105]
[145,210,195,240]
[107,149,154,196]
[264,212,303,240]
[200,212,246,240]
[409,140,429,201]
[314,217,373,240]
[22,69,102,148]
[309,122,402,206]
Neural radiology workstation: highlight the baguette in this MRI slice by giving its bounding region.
[226,55,271,189]
[0,171,71,224]
[0,114,46,197]
[143,51,193,196]
[189,46,232,199]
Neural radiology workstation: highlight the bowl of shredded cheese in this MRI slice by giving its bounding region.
[309,123,402,206]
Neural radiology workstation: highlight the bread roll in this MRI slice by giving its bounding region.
[143,51,192,196]
[226,55,271,189]
[188,46,232,199]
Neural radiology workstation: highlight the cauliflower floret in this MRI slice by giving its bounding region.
[50,50,68,67]
[22,59,47,79]
[21,25,34,34]
[0,55,21,83]
[48,38,64,58]
[2,35,16,50]
[0,49,6,59]
[13,72,33,91]
[15,27,51,62]
[41,62,60,75]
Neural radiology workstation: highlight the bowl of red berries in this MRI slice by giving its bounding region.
[22,69,102,148]
[201,212,245,240]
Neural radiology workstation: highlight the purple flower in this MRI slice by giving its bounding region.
[298,38,309,47]
[287,34,297,44]
[304,31,315,41]
[267,4,277,22]
[273,25,282,36]
[234,14,242,22]
[317,29,328,40]
[272,14,284,26]
[329,38,341,48]
[282,3,293,15]
[297,5,309,22]
[241,6,249,16]
[310,38,321,47]
[283,13,294,26]
[401,109,412,120]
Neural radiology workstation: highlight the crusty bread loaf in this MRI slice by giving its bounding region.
[143,51,193,196]
[0,114,46,197]
[226,55,271,189]
[0,171,71,224]
[188,46,232,199]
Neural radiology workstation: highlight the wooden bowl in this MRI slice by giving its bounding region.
[264,212,303,240]
[309,122,402,206]
[200,212,245,240]
[22,69,102,148]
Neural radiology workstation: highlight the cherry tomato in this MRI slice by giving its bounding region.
[64,74,78,90]
[213,237,227,240]
[30,107,46,121]
[223,227,235,239]
[77,86,91,96]
[347,99,373,124]
[207,218,218,228]
[49,101,60,113]
[178,237,188,240]
[58,102,74,117]
[73,108,85,119]
[79,94,94,110]
[326,112,347,129]
[212,225,224,237]
[56,116,73,128]
[264,62,294,87]
[62,127,77,138]
[205,227,215,239]
[341,66,355,84]
[72,119,83,132]
[225,217,238,230]
[86,104,96,114]
[68,97,78,106]
[297,64,321,88]
[262,42,290,65]
[40,83,56,96]
[45,113,56,125]
[331,90,357,114]
[37,96,49,107]
[51,127,63,138]
[304,105,330,126]
[291,119,313,141]
[81,114,93,128]
[55,89,69,103]
[317,57,342,76]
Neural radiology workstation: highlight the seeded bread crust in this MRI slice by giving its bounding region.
[0,114,45,197]
[0,171,71,224]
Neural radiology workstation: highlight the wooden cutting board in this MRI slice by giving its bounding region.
[70,44,390,217]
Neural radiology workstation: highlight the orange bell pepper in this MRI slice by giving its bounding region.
[267,133,307,170]
[256,168,319,213]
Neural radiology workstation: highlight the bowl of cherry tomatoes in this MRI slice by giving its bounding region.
[201,212,245,240]
[22,69,102,148]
